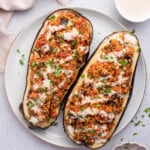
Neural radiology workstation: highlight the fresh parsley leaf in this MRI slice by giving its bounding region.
[103,87,112,94]
[81,73,85,79]
[34,47,39,51]
[137,47,141,52]
[17,49,20,54]
[54,71,60,77]
[73,51,78,59]
[48,15,55,20]
[132,132,138,136]
[28,101,34,109]
[118,60,128,66]
[134,120,142,126]
[19,59,24,65]
[130,29,136,35]
[71,40,77,47]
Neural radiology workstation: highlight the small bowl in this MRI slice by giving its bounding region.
[114,0,150,22]
[113,143,147,150]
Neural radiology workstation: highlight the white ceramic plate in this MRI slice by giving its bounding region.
[5,7,146,148]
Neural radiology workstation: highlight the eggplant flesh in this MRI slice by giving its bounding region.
[21,9,93,129]
[64,31,140,149]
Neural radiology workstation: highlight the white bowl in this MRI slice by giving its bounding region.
[114,0,150,22]
[113,143,147,150]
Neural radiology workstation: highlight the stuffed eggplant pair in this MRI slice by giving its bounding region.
[64,31,140,148]
[20,8,140,149]
[21,9,93,129]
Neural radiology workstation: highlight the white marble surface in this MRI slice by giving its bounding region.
[0,0,150,149]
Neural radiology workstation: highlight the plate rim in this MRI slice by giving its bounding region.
[4,6,147,149]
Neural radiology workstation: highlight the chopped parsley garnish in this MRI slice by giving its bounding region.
[28,101,34,109]
[19,59,24,65]
[73,51,78,59]
[88,129,95,134]
[94,121,99,125]
[46,58,55,67]
[17,49,20,54]
[81,73,85,79]
[118,59,128,66]
[87,116,92,120]
[31,61,37,67]
[103,55,109,60]
[17,49,25,65]
[80,106,83,112]
[71,40,77,47]
[39,87,47,93]
[132,132,138,136]
[48,15,55,20]
[34,47,39,51]
[137,47,141,52]
[98,133,102,136]
[130,29,136,35]
[49,80,54,86]
[120,138,124,142]
[36,71,41,76]
[54,71,60,77]
[144,107,150,117]
[134,120,142,126]
[58,34,64,38]
[40,99,46,103]
[103,87,112,94]
[96,103,101,108]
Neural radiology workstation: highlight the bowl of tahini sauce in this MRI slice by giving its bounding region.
[115,0,150,22]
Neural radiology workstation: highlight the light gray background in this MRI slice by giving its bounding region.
[0,0,150,149]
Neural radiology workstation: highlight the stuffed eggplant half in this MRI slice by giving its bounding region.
[21,9,93,129]
[64,31,140,149]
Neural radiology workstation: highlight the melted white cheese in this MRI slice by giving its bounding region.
[64,28,79,41]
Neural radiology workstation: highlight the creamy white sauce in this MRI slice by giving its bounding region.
[46,66,54,73]
[125,34,137,45]
[29,116,39,124]
[39,93,47,99]
[58,80,66,88]
[67,125,75,137]
[64,70,74,78]
[45,31,51,40]
[79,46,89,54]
[42,72,51,88]
[115,0,150,22]
[31,105,40,113]
[41,44,50,52]
[47,25,65,33]
[63,28,79,41]
[33,84,39,90]
[95,138,107,144]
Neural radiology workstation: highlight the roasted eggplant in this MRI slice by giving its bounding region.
[64,31,140,148]
[21,9,93,129]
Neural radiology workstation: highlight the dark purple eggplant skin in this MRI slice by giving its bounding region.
[63,31,141,149]
[19,8,93,130]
